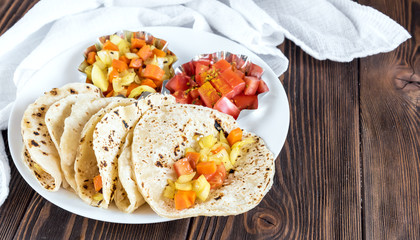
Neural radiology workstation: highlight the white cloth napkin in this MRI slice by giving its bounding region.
[0,0,410,206]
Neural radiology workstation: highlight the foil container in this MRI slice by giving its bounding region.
[78,30,176,74]
[162,51,264,94]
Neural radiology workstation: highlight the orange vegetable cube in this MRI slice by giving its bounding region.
[93,175,102,192]
[196,161,217,175]
[174,158,194,177]
[142,64,165,81]
[186,152,200,169]
[87,52,96,65]
[129,58,143,69]
[119,55,130,65]
[140,79,157,89]
[227,127,242,146]
[131,38,146,49]
[137,45,153,61]
[108,68,119,83]
[126,82,140,97]
[112,59,128,73]
[103,40,119,51]
[174,190,196,210]
[152,48,167,57]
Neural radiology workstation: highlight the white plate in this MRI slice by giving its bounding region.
[8,27,289,224]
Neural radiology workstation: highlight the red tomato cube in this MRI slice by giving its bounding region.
[214,97,240,119]
[210,78,235,99]
[247,63,264,78]
[219,69,245,97]
[172,90,192,104]
[198,82,221,108]
[166,74,190,93]
[232,94,258,110]
[182,62,195,76]
[257,80,269,94]
[213,59,231,72]
[189,88,200,99]
[243,76,260,96]
[234,69,245,79]
[195,63,209,86]
[173,158,194,177]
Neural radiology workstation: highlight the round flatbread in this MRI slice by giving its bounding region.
[21,83,101,191]
[132,104,275,218]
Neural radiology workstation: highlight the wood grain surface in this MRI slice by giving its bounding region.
[0,0,418,239]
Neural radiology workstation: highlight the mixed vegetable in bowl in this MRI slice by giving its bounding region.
[79,30,177,98]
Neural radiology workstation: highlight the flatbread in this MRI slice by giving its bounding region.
[114,132,145,213]
[60,97,115,191]
[132,104,275,218]
[93,94,176,205]
[74,98,135,208]
[21,83,101,191]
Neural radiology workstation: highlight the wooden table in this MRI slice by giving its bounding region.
[1,0,419,239]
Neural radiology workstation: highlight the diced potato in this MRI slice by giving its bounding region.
[112,77,124,92]
[163,185,175,199]
[199,135,216,149]
[108,51,119,60]
[91,64,109,91]
[128,85,156,98]
[84,65,93,80]
[213,148,232,171]
[229,146,240,166]
[193,175,210,201]
[97,50,112,66]
[199,147,210,162]
[185,148,196,153]
[121,71,136,86]
[167,179,175,188]
[125,52,139,59]
[93,193,103,201]
[219,131,229,145]
[93,57,106,70]
[208,155,222,165]
[118,39,130,55]
[176,172,196,184]
[175,182,192,191]
[231,137,255,150]
[110,34,123,45]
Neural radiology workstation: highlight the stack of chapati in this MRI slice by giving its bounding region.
[20,83,275,217]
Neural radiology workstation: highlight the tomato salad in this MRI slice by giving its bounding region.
[79,31,177,98]
[164,52,269,119]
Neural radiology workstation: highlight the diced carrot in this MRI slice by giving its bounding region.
[103,40,119,51]
[119,55,130,65]
[131,38,146,49]
[137,45,153,61]
[126,82,140,96]
[140,79,157,89]
[87,52,96,65]
[174,158,194,177]
[142,64,165,81]
[112,59,128,73]
[174,190,196,210]
[152,48,166,57]
[186,152,200,169]
[196,161,217,175]
[211,146,225,154]
[109,68,119,83]
[153,79,163,88]
[227,127,242,146]
[93,175,102,192]
[131,48,139,53]
[106,90,114,97]
[129,58,143,69]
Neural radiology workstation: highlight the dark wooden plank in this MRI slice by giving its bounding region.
[0,0,39,35]
[0,131,36,240]
[187,40,362,239]
[359,0,420,239]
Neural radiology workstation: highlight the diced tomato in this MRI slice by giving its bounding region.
[191,98,203,106]
[243,76,260,96]
[197,82,221,108]
[189,88,200,99]
[219,69,245,97]
[227,128,242,146]
[195,63,209,86]
[247,63,264,78]
[207,163,226,189]
[257,80,269,94]
[234,69,245,79]
[186,152,200,169]
[193,58,212,68]
[232,94,258,110]
[174,190,196,210]
[196,161,217,175]
[172,90,192,104]
[182,62,195,76]
[210,78,235,99]
[213,59,231,72]
[214,97,240,119]
[166,74,190,92]
[173,158,194,177]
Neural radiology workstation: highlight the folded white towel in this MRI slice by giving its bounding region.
[0,0,410,206]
